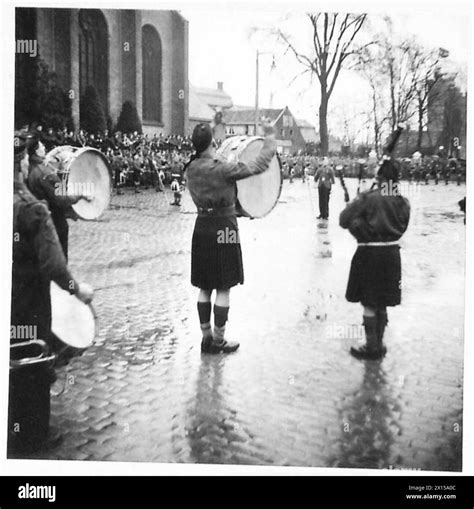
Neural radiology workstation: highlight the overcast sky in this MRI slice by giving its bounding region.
[180,0,471,136]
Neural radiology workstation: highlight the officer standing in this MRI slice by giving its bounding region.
[314,157,335,220]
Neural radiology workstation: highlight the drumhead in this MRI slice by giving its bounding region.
[50,282,97,349]
[45,146,111,220]
[68,148,111,220]
[219,136,282,218]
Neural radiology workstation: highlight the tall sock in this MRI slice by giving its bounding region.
[376,309,388,346]
[213,305,229,343]
[197,302,212,339]
[363,316,379,352]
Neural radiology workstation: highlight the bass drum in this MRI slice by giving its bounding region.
[44,146,111,220]
[218,136,282,218]
[50,282,98,350]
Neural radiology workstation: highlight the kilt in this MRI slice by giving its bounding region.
[346,245,402,308]
[191,215,244,290]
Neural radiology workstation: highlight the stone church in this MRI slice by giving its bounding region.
[15,8,189,135]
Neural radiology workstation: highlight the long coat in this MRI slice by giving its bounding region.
[11,181,75,345]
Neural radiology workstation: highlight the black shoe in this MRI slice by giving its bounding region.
[202,338,240,354]
[201,336,213,353]
[317,215,323,219]
[350,344,387,361]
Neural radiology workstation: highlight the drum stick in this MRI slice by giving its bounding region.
[94,282,133,292]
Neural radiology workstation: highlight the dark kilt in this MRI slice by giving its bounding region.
[191,215,244,290]
[346,245,402,308]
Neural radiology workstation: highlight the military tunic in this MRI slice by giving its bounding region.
[11,181,76,346]
[27,155,78,259]
[339,186,410,307]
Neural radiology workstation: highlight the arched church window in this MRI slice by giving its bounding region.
[79,9,108,114]
[142,24,162,122]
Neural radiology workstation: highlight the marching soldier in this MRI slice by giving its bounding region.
[340,158,410,360]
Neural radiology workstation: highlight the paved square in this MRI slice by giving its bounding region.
[19,179,465,470]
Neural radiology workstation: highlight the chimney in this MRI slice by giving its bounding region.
[217,81,223,91]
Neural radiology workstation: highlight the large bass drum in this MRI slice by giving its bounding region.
[44,146,111,220]
[50,282,97,350]
[218,136,282,218]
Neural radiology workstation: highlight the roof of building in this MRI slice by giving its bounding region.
[296,118,318,142]
[223,107,286,125]
[194,85,233,109]
[188,86,215,122]
[296,118,316,129]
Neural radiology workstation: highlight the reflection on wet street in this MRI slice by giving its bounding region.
[18,179,464,471]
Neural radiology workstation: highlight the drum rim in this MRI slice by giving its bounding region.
[219,136,283,219]
[89,302,99,347]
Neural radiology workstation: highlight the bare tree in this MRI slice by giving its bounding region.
[273,13,368,155]
[405,43,444,150]
[355,43,390,156]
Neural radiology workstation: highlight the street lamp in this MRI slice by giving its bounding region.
[255,50,276,135]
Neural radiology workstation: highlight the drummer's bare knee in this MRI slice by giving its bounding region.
[215,289,230,307]
[198,289,212,303]
[362,305,376,317]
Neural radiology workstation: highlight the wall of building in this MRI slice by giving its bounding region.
[25,7,188,135]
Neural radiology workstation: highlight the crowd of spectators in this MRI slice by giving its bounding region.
[26,124,467,192]
[28,125,194,193]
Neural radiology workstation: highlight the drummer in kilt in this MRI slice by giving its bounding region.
[185,121,276,354]
[339,158,410,360]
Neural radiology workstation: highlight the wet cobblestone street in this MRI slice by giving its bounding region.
[19,178,465,470]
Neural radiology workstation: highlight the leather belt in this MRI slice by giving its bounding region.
[197,205,236,217]
[357,241,399,247]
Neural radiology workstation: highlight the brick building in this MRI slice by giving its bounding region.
[15,7,189,135]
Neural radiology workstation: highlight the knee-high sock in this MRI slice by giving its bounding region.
[363,316,378,352]
[213,305,229,342]
[197,302,212,339]
[376,308,388,345]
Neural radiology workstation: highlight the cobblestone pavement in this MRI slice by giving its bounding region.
[15,178,465,470]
